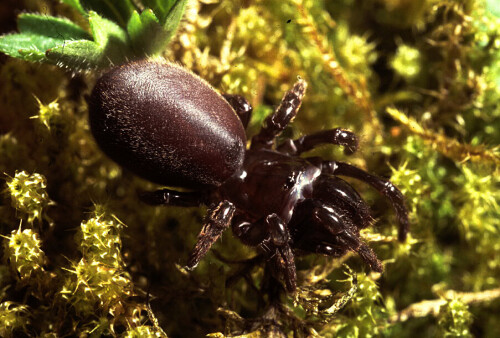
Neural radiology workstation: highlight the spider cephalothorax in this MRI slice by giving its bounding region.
[89,61,409,292]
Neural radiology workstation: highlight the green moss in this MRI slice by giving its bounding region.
[0,301,30,337]
[60,209,133,320]
[391,44,422,80]
[5,171,52,225]
[437,299,473,337]
[322,273,389,337]
[125,325,163,338]
[0,0,499,336]
[3,228,46,282]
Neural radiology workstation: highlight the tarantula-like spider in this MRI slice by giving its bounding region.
[89,62,409,292]
[140,80,410,293]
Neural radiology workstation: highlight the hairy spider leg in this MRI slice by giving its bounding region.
[232,214,297,292]
[251,79,307,150]
[186,200,236,269]
[290,199,383,272]
[312,174,373,229]
[262,214,296,292]
[223,94,253,129]
[315,204,383,272]
[321,161,409,241]
[277,128,359,155]
[140,188,208,206]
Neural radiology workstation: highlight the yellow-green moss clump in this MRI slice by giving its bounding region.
[437,299,473,337]
[60,212,132,317]
[0,0,499,336]
[4,228,46,282]
[5,171,52,225]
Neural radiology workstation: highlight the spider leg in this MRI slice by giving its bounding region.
[320,160,409,241]
[140,188,207,206]
[313,243,348,257]
[232,215,267,246]
[277,128,359,155]
[222,94,253,129]
[262,214,297,293]
[312,174,373,229]
[291,200,383,272]
[251,79,307,150]
[232,214,297,292]
[336,228,383,272]
[315,239,382,272]
[186,200,235,269]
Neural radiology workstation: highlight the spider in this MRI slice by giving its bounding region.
[89,61,409,293]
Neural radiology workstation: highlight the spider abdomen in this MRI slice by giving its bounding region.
[89,61,247,188]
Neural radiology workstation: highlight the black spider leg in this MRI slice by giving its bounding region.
[232,214,297,292]
[251,79,307,150]
[321,161,409,241]
[278,128,359,155]
[186,200,236,269]
[290,200,383,272]
[140,188,208,206]
[264,214,297,293]
[311,204,383,272]
[223,94,253,129]
[312,174,373,229]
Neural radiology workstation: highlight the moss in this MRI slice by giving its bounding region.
[437,299,473,337]
[0,0,499,336]
[3,228,46,282]
[5,171,52,226]
[0,301,30,337]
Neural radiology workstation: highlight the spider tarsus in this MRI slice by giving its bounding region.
[356,243,384,273]
[186,200,235,268]
[251,79,308,149]
[321,160,410,241]
[223,93,253,128]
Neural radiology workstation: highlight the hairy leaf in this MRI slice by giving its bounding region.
[18,13,90,40]
[0,0,188,70]
[161,0,188,38]
[60,0,86,15]
[142,0,177,24]
[127,9,164,57]
[87,11,131,65]
[79,0,137,27]
[126,0,188,57]
[0,14,90,62]
[45,40,104,70]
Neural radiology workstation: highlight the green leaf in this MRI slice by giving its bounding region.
[45,39,104,70]
[126,0,187,57]
[142,0,187,27]
[128,9,160,37]
[0,1,187,70]
[60,0,86,15]
[89,11,127,46]
[18,13,90,40]
[0,13,93,66]
[88,11,131,65]
[127,9,167,57]
[142,0,176,24]
[0,33,57,59]
[161,0,188,41]
[80,0,137,28]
